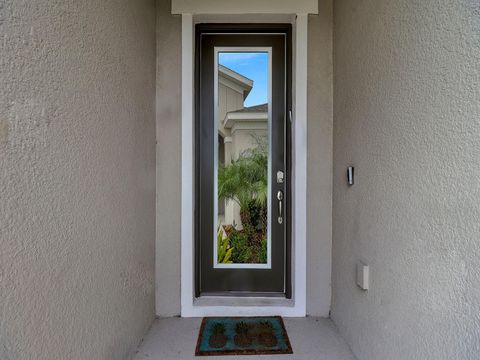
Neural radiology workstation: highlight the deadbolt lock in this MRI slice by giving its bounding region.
[276,171,284,184]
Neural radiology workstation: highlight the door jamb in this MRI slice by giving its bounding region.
[180,14,308,317]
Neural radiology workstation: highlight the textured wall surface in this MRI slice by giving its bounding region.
[332,0,480,359]
[0,1,156,359]
[155,0,182,316]
[306,0,333,317]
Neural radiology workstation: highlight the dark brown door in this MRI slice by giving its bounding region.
[195,25,291,297]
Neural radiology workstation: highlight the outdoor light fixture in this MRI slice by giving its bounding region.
[347,166,354,186]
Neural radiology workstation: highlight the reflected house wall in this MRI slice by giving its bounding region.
[217,65,268,229]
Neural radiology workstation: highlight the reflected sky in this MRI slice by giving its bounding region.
[219,52,268,107]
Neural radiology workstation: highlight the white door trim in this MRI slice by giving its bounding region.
[180,13,195,317]
[171,0,318,15]
[180,14,308,317]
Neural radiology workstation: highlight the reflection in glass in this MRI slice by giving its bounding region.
[216,51,270,266]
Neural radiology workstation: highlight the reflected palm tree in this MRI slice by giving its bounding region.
[218,135,267,230]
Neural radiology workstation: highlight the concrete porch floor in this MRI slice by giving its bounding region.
[133,317,356,360]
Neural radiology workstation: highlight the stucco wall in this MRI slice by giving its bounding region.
[155,0,333,316]
[307,0,333,317]
[0,1,156,359]
[156,0,182,316]
[332,0,480,359]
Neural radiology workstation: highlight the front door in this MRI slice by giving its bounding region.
[195,25,291,297]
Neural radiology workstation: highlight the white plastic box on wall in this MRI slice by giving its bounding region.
[356,263,369,291]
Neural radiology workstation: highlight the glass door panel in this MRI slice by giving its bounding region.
[214,50,272,269]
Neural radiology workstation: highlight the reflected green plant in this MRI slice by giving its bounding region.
[217,228,233,264]
[259,237,267,263]
[229,231,251,263]
[218,136,268,229]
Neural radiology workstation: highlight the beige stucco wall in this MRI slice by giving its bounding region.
[0,0,156,359]
[156,0,182,316]
[306,0,333,317]
[332,0,480,359]
[155,0,334,316]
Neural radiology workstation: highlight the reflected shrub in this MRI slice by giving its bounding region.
[230,231,251,263]
[217,228,233,264]
[259,237,267,263]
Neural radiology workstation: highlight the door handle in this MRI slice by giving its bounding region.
[277,190,284,224]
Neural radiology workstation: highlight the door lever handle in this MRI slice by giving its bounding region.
[277,190,284,224]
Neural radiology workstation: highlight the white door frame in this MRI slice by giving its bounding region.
[179,12,310,317]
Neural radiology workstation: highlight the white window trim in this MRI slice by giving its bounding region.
[180,13,308,317]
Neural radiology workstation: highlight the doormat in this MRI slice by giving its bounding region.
[195,316,293,356]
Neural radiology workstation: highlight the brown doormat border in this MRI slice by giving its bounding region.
[195,316,293,356]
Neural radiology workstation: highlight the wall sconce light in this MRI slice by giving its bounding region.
[347,166,354,186]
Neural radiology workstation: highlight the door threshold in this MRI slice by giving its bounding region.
[184,296,300,317]
[200,291,286,298]
[194,295,294,308]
